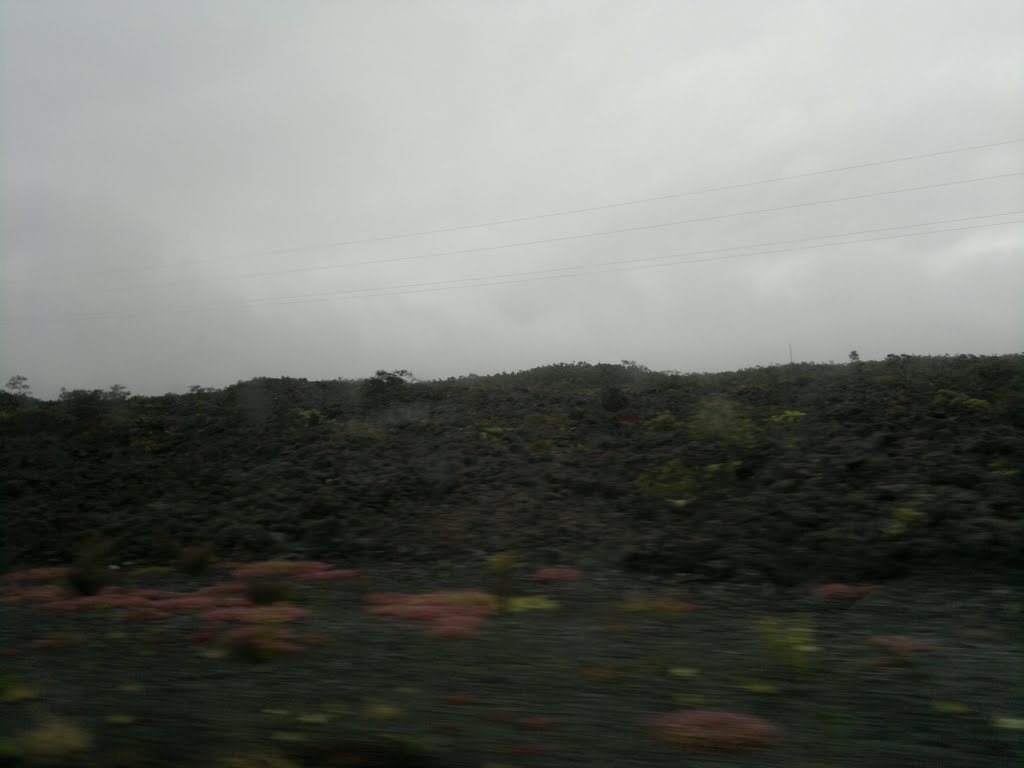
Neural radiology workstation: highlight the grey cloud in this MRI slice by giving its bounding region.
[1,0,1022,398]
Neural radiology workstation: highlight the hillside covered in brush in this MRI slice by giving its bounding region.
[2,354,1021,583]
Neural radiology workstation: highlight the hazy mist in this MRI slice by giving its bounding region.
[2,1,1022,398]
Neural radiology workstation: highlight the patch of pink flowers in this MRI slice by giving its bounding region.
[134,589,191,600]
[814,583,877,600]
[366,590,495,609]
[297,568,359,581]
[202,605,309,624]
[442,693,477,705]
[1,584,69,605]
[149,596,242,612]
[425,615,486,639]
[533,567,583,582]
[647,709,781,752]
[29,634,83,651]
[1,567,72,583]
[864,635,939,654]
[365,592,412,605]
[123,607,173,622]
[366,590,494,639]
[368,604,492,622]
[44,592,153,612]
[197,582,250,596]
[228,560,334,580]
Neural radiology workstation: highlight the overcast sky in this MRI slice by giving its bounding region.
[2,1,1022,399]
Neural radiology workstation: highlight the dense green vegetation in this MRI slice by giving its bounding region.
[1,356,1022,767]
[2,354,1022,583]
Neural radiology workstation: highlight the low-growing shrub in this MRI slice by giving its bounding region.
[177,544,215,576]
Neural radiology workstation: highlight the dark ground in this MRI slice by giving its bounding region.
[1,561,1021,767]
[0,355,1022,765]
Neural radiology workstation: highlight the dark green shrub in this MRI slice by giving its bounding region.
[63,534,117,596]
[245,579,295,605]
[176,544,215,576]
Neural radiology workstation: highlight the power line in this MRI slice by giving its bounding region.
[19,170,1024,293]
[38,208,1024,300]
[229,171,1024,279]
[6,214,1020,324]
[247,217,1024,303]
[4,137,1020,285]
[198,137,1024,256]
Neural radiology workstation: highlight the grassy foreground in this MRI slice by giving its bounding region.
[1,558,1021,767]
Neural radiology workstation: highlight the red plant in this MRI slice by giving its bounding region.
[297,568,359,581]
[425,616,485,639]
[647,710,781,752]
[228,560,333,580]
[368,604,492,621]
[122,607,173,622]
[148,596,225,612]
[197,582,250,595]
[814,583,877,600]
[188,629,222,643]
[1,567,72,582]
[369,590,494,607]
[135,589,192,600]
[864,635,938,654]
[366,592,414,605]
[1,584,69,604]
[201,605,309,623]
[44,592,152,612]
[365,590,497,639]
[442,693,477,705]
[533,567,583,582]
[29,634,84,651]
[956,627,1006,642]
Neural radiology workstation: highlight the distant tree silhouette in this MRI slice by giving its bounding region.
[362,370,414,408]
[4,375,31,397]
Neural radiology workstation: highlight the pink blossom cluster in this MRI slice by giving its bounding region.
[0,560,355,653]
[813,583,878,600]
[532,567,583,582]
[366,590,495,638]
[647,709,781,752]
[222,560,358,581]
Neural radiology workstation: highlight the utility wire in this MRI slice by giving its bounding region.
[205,137,1024,256]
[6,214,1020,324]
[4,137,1020,285]
[32,208,1024,299]
[222,172,1024,280]
[232,217,1024,303]
[379,219,1024,300]
[16,170,1024,292]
